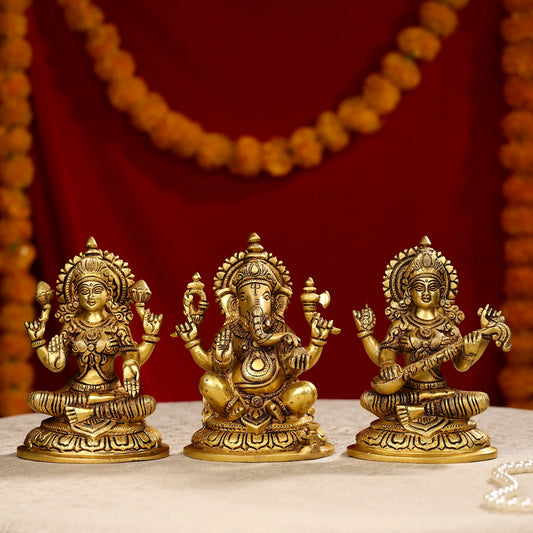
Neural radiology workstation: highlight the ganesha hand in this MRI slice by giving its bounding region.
[143,308,163,335]
[214,329,234,371]
[173,321,198,343]
[289,347,311,370]
[310,312,334,344]
[123,360,140,397]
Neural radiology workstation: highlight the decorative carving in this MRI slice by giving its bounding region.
[349,237,511,463]
[17,237,168,463]
[173,233,338,462]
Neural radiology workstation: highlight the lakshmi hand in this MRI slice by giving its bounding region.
[174,321,198,343]
[24,303,51,341]
[310,312,334,343]
[143,309,163,335]
[123,360,140,397]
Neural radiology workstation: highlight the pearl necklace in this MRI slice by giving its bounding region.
[484,460,533,512]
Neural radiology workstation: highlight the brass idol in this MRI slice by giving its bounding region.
[17,237,169,463]
[173,233,338,462]
[348,237,511,463]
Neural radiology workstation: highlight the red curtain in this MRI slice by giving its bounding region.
[28,1,506,403]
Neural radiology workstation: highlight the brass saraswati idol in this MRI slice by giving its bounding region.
[349,237,511,463]
[173,233,338,462]
[17,237,169,463]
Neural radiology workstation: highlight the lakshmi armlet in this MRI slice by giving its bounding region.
[172,232,340,462]
[17,237,168,463]
[350,236,511,464]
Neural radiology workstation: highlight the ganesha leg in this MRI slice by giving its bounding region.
[281,381,317,417]
[424,391,489,418]
[92,395,156,421]
[28,390,88,416]
[360,389,419,417]
[198,372,234,418]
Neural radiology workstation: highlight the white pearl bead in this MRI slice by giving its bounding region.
[484,459,533,512]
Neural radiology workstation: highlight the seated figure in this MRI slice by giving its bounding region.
[174,233,338,461]
[17,237,168,463]
[349,237,511,463]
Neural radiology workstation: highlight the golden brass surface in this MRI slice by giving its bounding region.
[173,233,338,462]
[18,237,169,463]
[350,237,511,463]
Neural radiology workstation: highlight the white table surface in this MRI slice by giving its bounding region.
[1,400,532,533]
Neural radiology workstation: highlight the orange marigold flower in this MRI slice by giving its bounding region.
[397,27,441,61]
[505,236,533,264]
[196,133,233,171]
[130,92,169,132]
[170,114,204,158]
[0,361,33,389]
[499,363,533,400]
[150,111,180,150]
[0,241,35,272]
[337,96,381,134]
[0,71,31,101]
[502,205,533,235]
[501,15,533,45]
[289,127,323,169]
[381,52,421,90]
[502,110,533,141]
[502,298,533,329]
[0,186,30,218]
[444,0,470,9]
[0,217,32,246]
[86,23,120,60]
[316,111,350,152]
[107,76,148,113]
[64,1,104,33]
[94,50,135,82]
[229,135,262,177]
[0,272,35,302]
[419,2,458,38]
[363,73,401,115]
[0,37,31,70]
[0,390,31,416]
[0,302,34,332]
[500,141,533,172]
[262,138,293,178]
[0,332,32,362]
[504,0,533,11]
[0,127,31,156]
[0,0,31,12]
[0,98,32,127]
[0,154,33,187]
[503,174,533,203]
[0,12,27,37]
[504,76,533,110]
[502,43,533,79]
[504,266,533,296]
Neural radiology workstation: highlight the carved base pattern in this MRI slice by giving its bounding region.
[347,416,497,463]
[184,415,334,462]
[17,417,169,463]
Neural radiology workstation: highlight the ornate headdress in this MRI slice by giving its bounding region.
[56,237,135,323]
[213,233,292,316]
[383,236,458,307]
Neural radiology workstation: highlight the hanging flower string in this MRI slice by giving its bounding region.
[57,0,469,178]
[499,0,533,410]
[0,0,36,416]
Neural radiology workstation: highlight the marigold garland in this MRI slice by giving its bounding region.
[56,0,470,178]
[0,0,35,416]
[499,0,533,410]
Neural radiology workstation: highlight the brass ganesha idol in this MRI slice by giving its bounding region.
[173,233,339,462]
[349,237,511,463]
[17,237,168,463]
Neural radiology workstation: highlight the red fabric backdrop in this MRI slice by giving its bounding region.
[28,1,506,403]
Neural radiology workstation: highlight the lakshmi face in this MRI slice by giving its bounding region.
[238,282,272,320]
[410,276,441,311]
[77,280,108,312]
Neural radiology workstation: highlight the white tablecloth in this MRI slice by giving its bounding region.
[1,400,532,533]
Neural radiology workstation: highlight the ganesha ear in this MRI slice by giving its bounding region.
[273,294,288,317]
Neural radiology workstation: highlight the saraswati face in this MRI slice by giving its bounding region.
[238,282,272,321]
[77,280,108,313]
[410,276,441,311]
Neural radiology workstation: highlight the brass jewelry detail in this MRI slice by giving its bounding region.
[349,236,511,463]
[173,233,339,462]
[17,237,168,463]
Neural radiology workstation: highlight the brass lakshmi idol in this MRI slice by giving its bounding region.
[349,237,511,463]
[17,237,169,463]
[173,233,338,462]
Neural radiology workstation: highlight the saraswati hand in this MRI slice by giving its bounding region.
[353,305,376,333]
[123,360,140,397]
[24,303,51,341]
